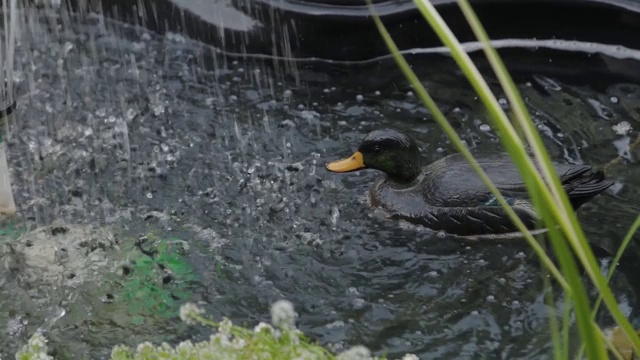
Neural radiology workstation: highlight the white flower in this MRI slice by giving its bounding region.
[232,337,247,349]
[176,340,194,354]
[210,333,231,348]
[219,317,233,336]
[135,341,155,353]
[337,345,372,360]
[253,322,274,334]
[271,299,297,329]
[27,333,49,350]
[179,302,204,324]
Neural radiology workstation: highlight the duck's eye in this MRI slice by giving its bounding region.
[373,146,382,154]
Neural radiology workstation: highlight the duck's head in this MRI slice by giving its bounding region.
[326,129,422,183]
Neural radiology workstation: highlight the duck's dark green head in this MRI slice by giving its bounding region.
[326,129,422,183]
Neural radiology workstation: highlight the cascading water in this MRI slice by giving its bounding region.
[0,0,17,216]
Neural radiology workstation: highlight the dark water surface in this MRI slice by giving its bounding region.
[1,8,640,360]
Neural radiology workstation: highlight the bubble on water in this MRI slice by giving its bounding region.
[352,298,366,308]
[407,91,414,97]
[486,295,495,302]
[436,230,447,238]
[375,91,381,96]
[283,89,293,99]
[612,121,632,135]
[515,251,526,259]
[436,147,444,153]
[427,271,439,278]
[356,94,364,102]
[498,97,509,108]
[229,95,238,102]
[326,320,345,329]
[587,98,614,120]
[479,124,491,132]
[280,119,296,128]
[471,310,479,315]
[608,181,625,196]
[323,88,330,93]
[610,96,619,104]
[533,75,561,91]
[152,103,165,116]
[146,193,153,199]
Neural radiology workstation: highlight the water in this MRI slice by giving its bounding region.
[0,5,640,360]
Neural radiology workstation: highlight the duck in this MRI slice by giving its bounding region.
[325,129,613,237]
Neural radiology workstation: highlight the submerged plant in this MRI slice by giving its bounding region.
[115,233,197,325]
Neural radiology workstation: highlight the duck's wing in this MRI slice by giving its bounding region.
[423,154,611,208]
[422,154,532,207]
[391,199,540,236]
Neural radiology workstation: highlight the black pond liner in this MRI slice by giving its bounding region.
[58,0,640,61]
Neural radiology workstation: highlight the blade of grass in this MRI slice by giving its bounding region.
[544,274,564,360]
[455,1,640,356]
[562,298,572,360]
[365,1,569,291]
[537,191,606,359]
[575,213,640,359]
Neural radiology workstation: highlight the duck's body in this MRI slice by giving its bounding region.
[326,129,613,236]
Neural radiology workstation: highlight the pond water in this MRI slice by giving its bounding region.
[1,7,640,360]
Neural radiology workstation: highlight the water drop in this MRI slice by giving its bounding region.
[330,206,340,227]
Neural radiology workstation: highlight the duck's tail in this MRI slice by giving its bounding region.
[560,165,614,209]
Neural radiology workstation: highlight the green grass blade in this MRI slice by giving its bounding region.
[365,1,569,291]
[544,275,564,360]
[454,1,640,357]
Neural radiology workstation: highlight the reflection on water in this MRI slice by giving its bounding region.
[0,7,639,360]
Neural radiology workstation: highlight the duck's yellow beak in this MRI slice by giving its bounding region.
[326,151,365,173]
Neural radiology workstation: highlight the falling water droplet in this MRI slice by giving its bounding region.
[330,206,340,228]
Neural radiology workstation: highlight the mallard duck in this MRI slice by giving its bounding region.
[326,129,613,236]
